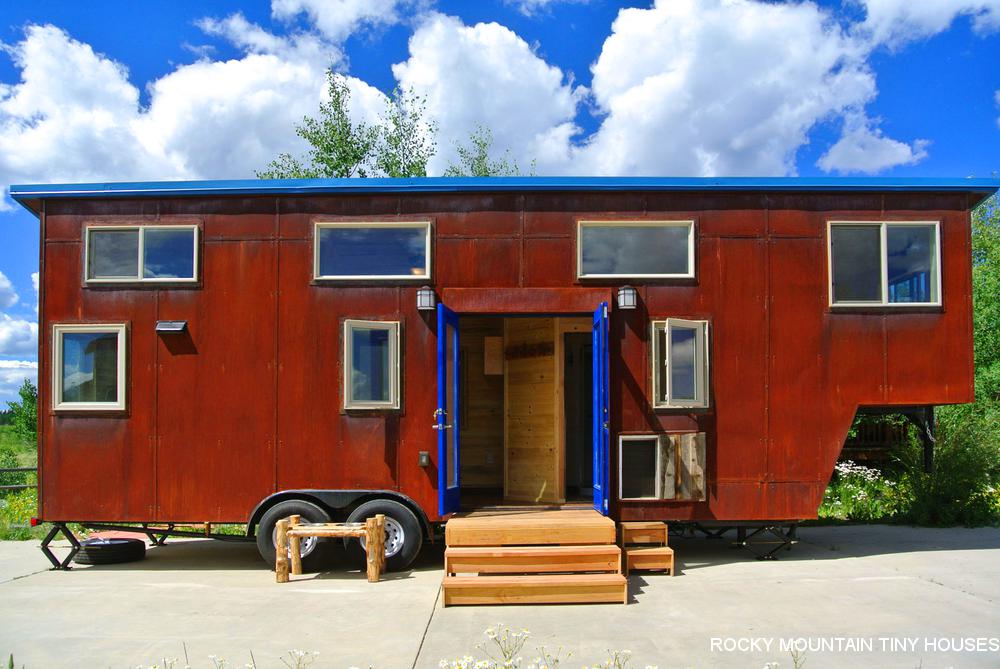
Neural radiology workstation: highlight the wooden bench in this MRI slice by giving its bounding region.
[275,514,385,583]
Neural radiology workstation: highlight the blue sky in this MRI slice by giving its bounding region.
[1,0,999,404]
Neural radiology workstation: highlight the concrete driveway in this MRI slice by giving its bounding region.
[1,525,998,668]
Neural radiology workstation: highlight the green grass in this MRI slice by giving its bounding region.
[0,425,35,468]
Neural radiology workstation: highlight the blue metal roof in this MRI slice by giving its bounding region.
[9,176,999,215]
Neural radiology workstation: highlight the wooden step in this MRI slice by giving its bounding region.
[446,509,616,547]
[445,544,621,575]
[623,545,674,576]
[620,521,668,546]
[442,573,627,606]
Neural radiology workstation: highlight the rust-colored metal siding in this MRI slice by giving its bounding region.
[37,191,975,524]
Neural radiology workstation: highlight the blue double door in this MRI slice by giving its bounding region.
[436,303,610,516]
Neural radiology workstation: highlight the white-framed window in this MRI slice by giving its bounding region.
[651,319,710,409]
[577,220,695,279]
[85,225,199,283]
[619,435,665,500]
[315,221,432,280]
[827,221,941,307]
[52,323,127,411]
[343,320,401,410]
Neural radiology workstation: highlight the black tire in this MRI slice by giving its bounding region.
[73,538,146,565]
[345,499,423,572]
[255,499,332,572]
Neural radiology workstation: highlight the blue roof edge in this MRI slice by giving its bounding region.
[9,176,999,214]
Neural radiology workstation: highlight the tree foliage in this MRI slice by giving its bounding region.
[6,379,36,445]
[443,125,533,177]
[257,71,437,179]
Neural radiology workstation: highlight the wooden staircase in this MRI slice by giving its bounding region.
[442,509,627,606]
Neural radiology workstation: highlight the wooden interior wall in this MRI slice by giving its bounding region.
[458,317,504,489]
[504,317,562,503]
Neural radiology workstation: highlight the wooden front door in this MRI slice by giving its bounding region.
[504,318,563,503]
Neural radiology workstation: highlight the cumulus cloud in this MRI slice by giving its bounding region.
[818,114,929,173]
[0,272,37,358]
[0,314,37,358]
[0,360,37,399]
[271,0,412,42]
[0,15,387,209]
[564,0,879,175]
[0,271,17,310]
[393,12,582,175]
[856,0,1000,48]
[30,272,38,314]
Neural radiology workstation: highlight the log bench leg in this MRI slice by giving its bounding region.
[275,519,289,583]
[289,515,302,576]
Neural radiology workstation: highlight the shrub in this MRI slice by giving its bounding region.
[818,460,906,522]
[0,448,27,492]
[897,406,1000,527]
[0,487,38,540]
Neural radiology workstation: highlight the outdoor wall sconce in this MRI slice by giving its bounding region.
[616,285,638,310]
[416,286,437,311]
[155,320,188,334]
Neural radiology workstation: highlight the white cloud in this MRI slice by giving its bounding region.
[503,0,590,17]
[856,0,1000,48]
[30,272,38,314]
[0,271,17,310]
[0,24,181,208]
[393,13,582,175]
[271,0,410,42]
[0,19,387,208]
[562,0,879,175]
[0,314,37,357]
[818,114,929,173]
[0,360,37,400]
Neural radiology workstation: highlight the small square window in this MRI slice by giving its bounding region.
[53,324,127,411]
[651,319,710,408]
[315,222,431,280]
[86,226,198,283]
[343,320,401,409]
[577,220,694,279]
[828,221,940,306]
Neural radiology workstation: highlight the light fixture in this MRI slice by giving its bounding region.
[155,320,188,334]
[416,286,437,311]
[616,285,638,310]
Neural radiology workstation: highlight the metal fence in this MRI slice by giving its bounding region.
[0,467,37,491]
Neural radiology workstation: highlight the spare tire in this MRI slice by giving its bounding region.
[73,538,146,565]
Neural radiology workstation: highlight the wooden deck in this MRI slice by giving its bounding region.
[445,508,616,547]
[442,508,625,606]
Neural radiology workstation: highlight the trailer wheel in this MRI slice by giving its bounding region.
[345,499,423,572]
[73,538,146,565]
[255,499,332,572]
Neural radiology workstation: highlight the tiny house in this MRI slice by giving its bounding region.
[10,177,997,570]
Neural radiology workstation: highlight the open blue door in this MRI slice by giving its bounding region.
[437,303,461,516]
[592,301,610,515]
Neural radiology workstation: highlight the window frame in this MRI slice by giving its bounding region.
[650,318,710,409]
[342,319,402,410]
[314,220,433,281]
[84,224,200,284]
[827,220,942,308]
[618,434,665,501]
[576,219,696,280]
[52,323,128,412]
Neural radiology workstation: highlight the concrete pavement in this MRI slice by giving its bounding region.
[1,525,998,668]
